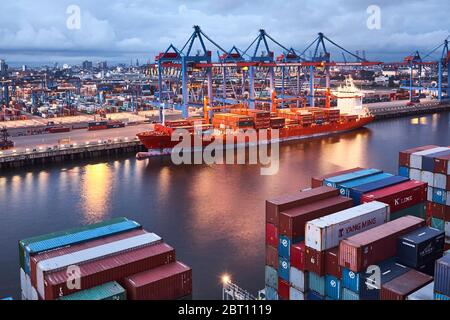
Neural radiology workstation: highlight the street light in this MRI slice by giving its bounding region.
[221,274,231,285]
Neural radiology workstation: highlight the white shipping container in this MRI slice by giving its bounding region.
[410,147,450,169]
[409,168,421,181]
[289,267,308,292]
[447,193,450,206]
[427,186,433,202]
[406,282,434,300]
[420,171,434,187]
[289,287,305,300]
[36,233,161,299]
[305,201,390,252]
[434,173,447,190]
[20,268,28,300]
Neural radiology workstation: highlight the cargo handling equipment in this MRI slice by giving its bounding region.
[0,126,14,150]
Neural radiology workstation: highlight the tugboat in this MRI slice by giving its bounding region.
[0,126,14,150]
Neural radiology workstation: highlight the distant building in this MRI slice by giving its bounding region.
[82,60,93,70]
[22,65,27,72]
[97,61,108,70]
[0,59,8,77]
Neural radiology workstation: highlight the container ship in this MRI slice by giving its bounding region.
[136,107,374,159]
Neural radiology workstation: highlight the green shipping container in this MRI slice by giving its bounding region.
[58,282,126,300]
[18,217,128,271]
[431,217,445,231]
[389,203,426,221]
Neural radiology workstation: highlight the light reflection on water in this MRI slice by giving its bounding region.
[0,111,449,299]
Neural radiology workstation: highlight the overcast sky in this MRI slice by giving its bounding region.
[0,0,449,65]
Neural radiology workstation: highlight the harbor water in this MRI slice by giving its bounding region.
[0,112,449,299]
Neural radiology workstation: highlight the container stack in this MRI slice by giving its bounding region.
[433,254,450,300]
[212,113,254,130]
[19,217,192,300]
[398,145,450,250]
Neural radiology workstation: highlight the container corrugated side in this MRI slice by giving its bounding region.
[18,217,130,273]
[311,168,364,188]
[123,261,192,300]
[323,168,382,188]
[338,173,393,198]
[57,281,126,300]
[305,201,389,251]
[342,288,360,300]
[380,270,433,300]
[434,254,450,296]
[399,145,438,167]
[37,233,162,299]
[410,147,450,169]
[339,216,425,272]
[308,272,325,296]
[30,229,147,289]
[406,282,434,300]
[43,242,176,300]
[350,175,409,205]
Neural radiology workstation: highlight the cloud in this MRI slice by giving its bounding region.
[0,0,448,63]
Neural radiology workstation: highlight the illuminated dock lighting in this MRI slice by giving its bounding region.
[221,274,231,284]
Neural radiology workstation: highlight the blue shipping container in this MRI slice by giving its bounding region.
[434,292,450,300]
[278,235,291,259]
[323,169,383,188]
[265,266,278,289]
[325,275,342,300]
[1,297,13,300]
[278,256,290,281]
[422,149,450,172]
[265,286,278,300]
[434,254,450,296]
[342,288,360,300]
[339,173,393,199]
[398,166,410,178]
[432,188,447,205]
[342,268,361,293]
[308,272,325,296]
[350,175,409,205]
[23,219,141,274]
[306,291,325,300]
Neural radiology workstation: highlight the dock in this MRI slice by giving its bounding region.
[369,102,450,119]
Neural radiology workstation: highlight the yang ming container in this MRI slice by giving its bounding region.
[266,186,339,225]
[19,217,139,274]
[279,196,354,240]
[311,167,364,188]
[57,281,126,300]
[305,201,390,252]
[42,242,175,300]
[339,215,425,272]
[323,168,382,188]
[380,270,433,300]
[396,226,445,269]
[123,261,192,300]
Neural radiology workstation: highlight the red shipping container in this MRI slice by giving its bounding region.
[266,186,340,225]
[434,154,450,175]
[279,196,354,239]
[43,243,176,300]
[311,168,364,188]
[266,245,278,269]
[123,261,192,300]
[381,270,433,300]
[266,223,278,247]
[361,180,427,213]
[427,201,446,220]
[29,229,147,289]
[278,279,290,300]
[339,216,425,272]
[325,247,341,279]
[305,246,326,276]
[290,242,306,271]
[398,145,438,167]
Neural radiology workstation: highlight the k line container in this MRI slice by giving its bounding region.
[349,175,409,205]
[361,180,427,214]
[279,196,354,239]
[338,173,393,199]
[406,282,434,300]
[36,233,161,298]
[380,270,433,300]
[396,226,445,268]
[311,168,364,188]
[30,229,148,289]
[122,261,192,300]
[308,272,326,296]
[19,217,135,274]
[339,215,425,272]
[305,201,390,252]
[325,275,342,300]
[57,281,126,300]
[289,267,308,292]
[434,254,450,296]
[42,242,176,300]
[323,168,382,188]
[266,186,339,225]
[410,147,450,169]
[265,266,278,289]
[399,145,438,167]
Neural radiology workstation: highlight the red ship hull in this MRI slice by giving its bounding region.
[136,116,374,153]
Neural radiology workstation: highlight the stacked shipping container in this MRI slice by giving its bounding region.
[398,145,450,250]
[19,217,192,300]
